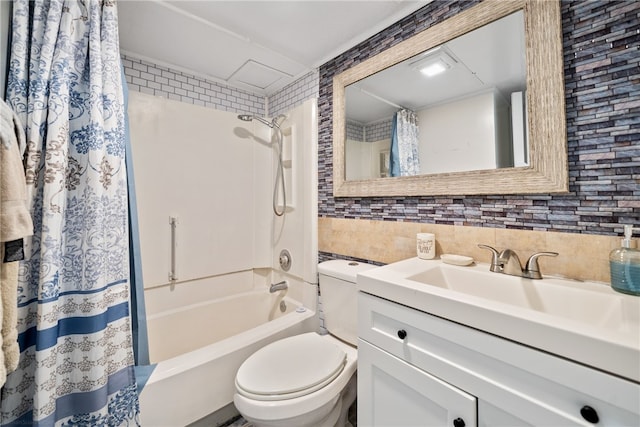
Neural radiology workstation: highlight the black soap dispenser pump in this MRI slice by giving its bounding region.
[609,225,640,296]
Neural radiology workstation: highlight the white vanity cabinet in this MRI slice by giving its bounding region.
[357,291,640,427]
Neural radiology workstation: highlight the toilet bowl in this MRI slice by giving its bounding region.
[234,333,357,427]
[233,260,376,427]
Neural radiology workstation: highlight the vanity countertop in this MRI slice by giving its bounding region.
[357,257,640,383]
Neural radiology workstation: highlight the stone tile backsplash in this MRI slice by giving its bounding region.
[319,218,620,283]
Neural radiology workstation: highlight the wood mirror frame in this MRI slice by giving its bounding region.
[332,0,567,197]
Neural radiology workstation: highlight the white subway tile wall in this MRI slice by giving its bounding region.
[122,55,265,115]
[122,55,319,120]
[346,114,392,142]
[365,118,393,142]
[346,120,365,141]
[268,70,319,117]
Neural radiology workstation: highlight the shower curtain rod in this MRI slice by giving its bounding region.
[359,87,404,110]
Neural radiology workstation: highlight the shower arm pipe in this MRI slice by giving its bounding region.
[359,87,405,110]
[252,115,274,128]
[237,114,286,130]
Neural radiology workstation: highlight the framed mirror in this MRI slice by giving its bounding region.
[332,0,568,197]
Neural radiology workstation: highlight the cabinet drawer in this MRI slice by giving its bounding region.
[358,339,477,427]
[358,291,640,426]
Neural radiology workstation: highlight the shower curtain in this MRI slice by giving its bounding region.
[389,109,421,177]
[2,0,140,425]
[123,68,149,368]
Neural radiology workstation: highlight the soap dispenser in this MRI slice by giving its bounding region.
[609,225,640,296]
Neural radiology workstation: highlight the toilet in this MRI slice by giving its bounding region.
[233,260,376,427]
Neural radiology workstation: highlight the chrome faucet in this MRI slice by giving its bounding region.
[269,280,288,293]
[478,244,558,279]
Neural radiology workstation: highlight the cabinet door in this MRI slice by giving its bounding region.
[358,339,477,427]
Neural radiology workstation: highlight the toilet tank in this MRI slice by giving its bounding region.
[318,260,377,346]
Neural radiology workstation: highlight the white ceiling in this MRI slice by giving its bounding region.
[117,0,430,96]
[346,10,526,123]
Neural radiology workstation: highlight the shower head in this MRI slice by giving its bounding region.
[271,114,286,129]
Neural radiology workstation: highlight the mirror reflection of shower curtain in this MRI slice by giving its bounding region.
[389,109,420,176]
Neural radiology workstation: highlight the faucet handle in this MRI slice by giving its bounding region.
[524,252,559,279]
[478,244,501,272]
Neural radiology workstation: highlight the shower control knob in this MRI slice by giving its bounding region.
[279,249,291,271]
[453,418,465,427]
[397,329,407,340]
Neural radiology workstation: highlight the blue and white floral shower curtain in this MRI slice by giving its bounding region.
[2,0,140,425]
[389,109,421,176]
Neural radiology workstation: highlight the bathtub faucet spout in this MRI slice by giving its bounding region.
[269,280,288,293]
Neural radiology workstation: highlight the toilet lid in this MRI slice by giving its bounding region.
[235,333,346,401]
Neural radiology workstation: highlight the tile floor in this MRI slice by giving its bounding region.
[222,416,251,427]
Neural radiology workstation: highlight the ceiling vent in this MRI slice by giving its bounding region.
[227,60,292,93]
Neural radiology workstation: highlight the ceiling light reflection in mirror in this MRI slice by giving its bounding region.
[344,10,526,181]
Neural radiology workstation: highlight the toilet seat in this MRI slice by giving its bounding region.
[234,334,358,426]
[235,332,346,401]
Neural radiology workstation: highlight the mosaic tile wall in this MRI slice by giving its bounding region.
[318,0,639,236]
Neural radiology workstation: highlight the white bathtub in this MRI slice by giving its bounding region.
[138,271,318,426]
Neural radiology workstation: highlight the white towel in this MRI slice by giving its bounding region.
[1,99,32,242]
[0,99,34,386]
[0,247,20,379]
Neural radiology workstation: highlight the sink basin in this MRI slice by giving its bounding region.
[407,264,637,331]
[358,257,640,382]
